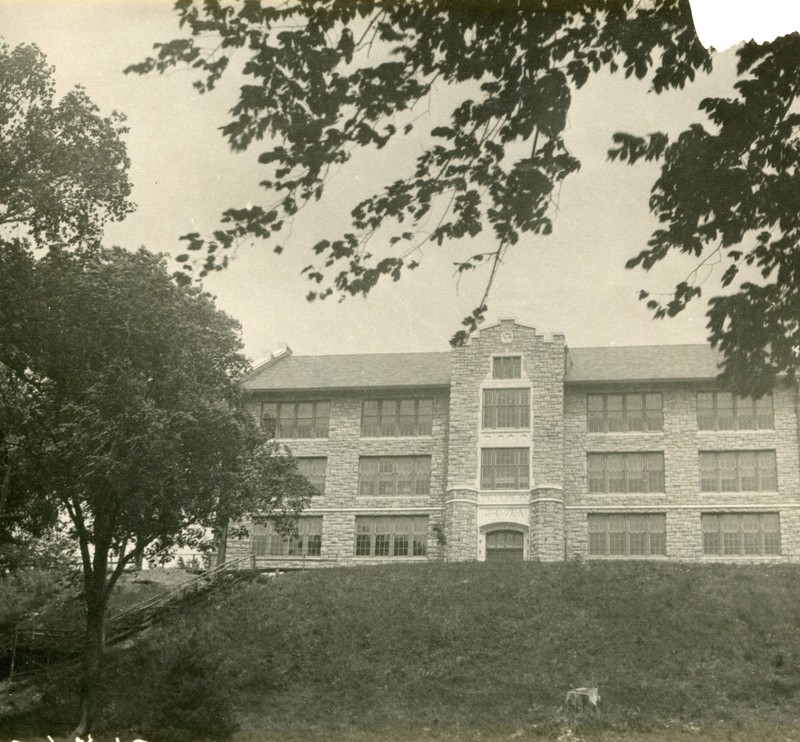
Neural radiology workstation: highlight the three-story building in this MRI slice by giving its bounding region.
[225,319,800,566]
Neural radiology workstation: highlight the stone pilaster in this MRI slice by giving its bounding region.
[530,487,565,561]
[444,489,478,561]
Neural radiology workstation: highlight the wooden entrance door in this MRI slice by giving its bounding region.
[485,530,524,561]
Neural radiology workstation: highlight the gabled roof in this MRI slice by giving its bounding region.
[242,351,451,391]
[242,344,724,392]
[566,344,723,383]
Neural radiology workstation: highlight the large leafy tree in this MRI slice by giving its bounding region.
[131,0,797,391]
[0,39,135,543]
[0,40,133,246]
[0,39,315,734]
[1,243,316,734]
[609,33,800,394]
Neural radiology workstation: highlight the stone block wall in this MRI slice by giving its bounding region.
[444,492,478,561]
[444,320,565,561]
[319,511,356,563]
[563,380,800,561]
[447,319,565,490]
[225,528,252,563]
[530,490,565,561]
[230,387,450,566]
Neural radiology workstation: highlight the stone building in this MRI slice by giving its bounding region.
[225,319,800,566]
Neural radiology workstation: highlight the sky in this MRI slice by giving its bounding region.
[1,1,796,362]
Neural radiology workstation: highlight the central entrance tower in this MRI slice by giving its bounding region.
[443,319,566,561]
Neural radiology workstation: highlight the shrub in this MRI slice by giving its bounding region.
[102,630,239,742]
[0,569,73,619]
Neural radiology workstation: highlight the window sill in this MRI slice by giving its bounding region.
[586,431,664,436]
[353,554,428,564]
[360,435,433,440]
[270,436,329,442]
[587,555,668,560]
[585,492,666,496]
[696,429,775,433]
[702,554,783,559]
[355,495,432,500]
[699,491,779,495]
[481,428,531,433]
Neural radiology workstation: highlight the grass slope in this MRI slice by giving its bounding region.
[175,562,800,730]
[8,561,800,739]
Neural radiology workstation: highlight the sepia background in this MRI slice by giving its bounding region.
[0,1,795,360]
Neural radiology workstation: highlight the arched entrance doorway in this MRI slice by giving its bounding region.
[485,529,525,561]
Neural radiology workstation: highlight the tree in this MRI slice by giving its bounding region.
[0,349,56,549]
[0,38,135,545]
[131,0,797,392]
[609,33,800,395]
[0,243,317,734]
[0,40,134,247]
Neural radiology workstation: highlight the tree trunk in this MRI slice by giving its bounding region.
[73,586,107,736]
[0,460,11,515]
[216,519,229,567]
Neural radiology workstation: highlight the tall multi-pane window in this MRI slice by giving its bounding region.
[296,457,327,496]
[701,513,781,556]
[483,388,530,429]
[260,401,330,438]
[699,451,777,492]
[587,453,665,493]
[354,516,428,557]
[361,399,433,437]
[697,392,774,430]
[493,356,522,379]
[480,448,530,489]
[358,456,431,496]
[588,513,666,556]
[587,393,663,433]
[251,517,323,557]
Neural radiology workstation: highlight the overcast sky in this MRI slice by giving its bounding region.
[1,2,796,361]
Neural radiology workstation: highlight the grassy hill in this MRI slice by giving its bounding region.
[7,561,800,740]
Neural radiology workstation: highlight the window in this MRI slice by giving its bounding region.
[697,392,774,430]
[587,453,664,493]
[587,393,663,433]
[588,513,666,556]
[260,401,330,438]
[296,457,327,496]
[361,399,433,437]
[493,356,521,379]
[252,517,323,557]
[481,448,530,490]
[355,516,428,557]
[358,456,431,497]
[483,388,530,429]
[699,450,777,492]
[702,513,781,556]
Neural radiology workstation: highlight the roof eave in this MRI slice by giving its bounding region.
[243,382,451,394]
[565,376,723,385]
